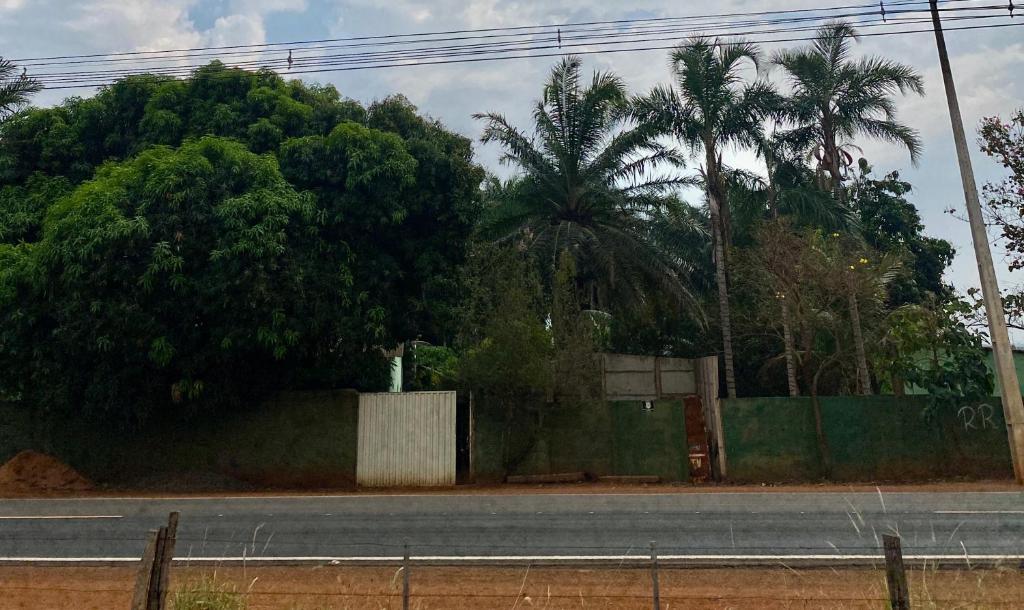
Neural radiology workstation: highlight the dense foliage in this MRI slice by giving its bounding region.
[0,25,993,422]
[850,162,955,307]
[474,57,694,314]
[0,62,484,420]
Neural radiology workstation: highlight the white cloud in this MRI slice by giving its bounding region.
[206,13,266,47]
[0,0,25,11]
[231,0,307,11]
[907,43,1024,140]
[63,0,202,52]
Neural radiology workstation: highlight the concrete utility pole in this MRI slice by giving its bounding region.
[929,0,1024,483]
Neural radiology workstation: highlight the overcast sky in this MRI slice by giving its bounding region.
[2,0,1023,328]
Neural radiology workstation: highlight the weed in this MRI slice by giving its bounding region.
[172,576,248,610]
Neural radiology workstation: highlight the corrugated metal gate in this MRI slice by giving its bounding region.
[356,391,456,487]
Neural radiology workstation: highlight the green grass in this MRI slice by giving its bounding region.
[172,576,248,610]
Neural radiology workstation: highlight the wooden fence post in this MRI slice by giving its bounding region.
[130,512,180,610]
[883,534,910,610]
[151,512,180,610]
[130,530,160,610]
[403,540,411,610]
[650,541,661,610]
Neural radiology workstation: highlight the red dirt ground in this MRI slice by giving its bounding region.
[0,450,92,495]
[1,565,1022,609]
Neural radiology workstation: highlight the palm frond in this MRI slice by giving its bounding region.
[0,58,42,122]
[855,117,923,165]
[475,57,703,316]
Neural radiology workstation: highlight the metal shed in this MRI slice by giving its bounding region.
[356,391,456,487]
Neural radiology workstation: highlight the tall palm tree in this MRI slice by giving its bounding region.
[774,22,924,396]
[474,56,696,315]
[633,38,778,398]
[0,59,41,124]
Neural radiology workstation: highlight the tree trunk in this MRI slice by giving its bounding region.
[847,283,872,395]
[781,297,800,397]
[822,120,872,397]
[767,157,799,397]
[708,190,737,399]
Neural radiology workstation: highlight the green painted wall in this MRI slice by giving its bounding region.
[983,350,1024,397]
[473,399,689,483]
[7,391,1011,488]
[723,396,1013,482]
[0,390,360,488]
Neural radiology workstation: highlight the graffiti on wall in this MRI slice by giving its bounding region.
[957,404,997,432]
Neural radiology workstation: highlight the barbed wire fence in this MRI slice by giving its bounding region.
[4,512,1024,609]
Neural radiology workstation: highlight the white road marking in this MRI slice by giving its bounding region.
[0,515,122,520]
[2,491,1019,501]
[933,510,1024,515]
[1,554,1022,564]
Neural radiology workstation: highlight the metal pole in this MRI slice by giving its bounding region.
[650,541,661,610]
[929,0,1024,483]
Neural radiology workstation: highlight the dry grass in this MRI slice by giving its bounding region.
[1,564,1023,609]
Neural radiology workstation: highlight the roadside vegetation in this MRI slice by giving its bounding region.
[0,20,1013,434]
[173,576,248,610]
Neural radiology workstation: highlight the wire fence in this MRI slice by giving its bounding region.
[2,572,1023,608]
[2,512,1023,608]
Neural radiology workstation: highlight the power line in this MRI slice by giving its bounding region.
[26,11,1004,82]
[28,13,927,82]
[18,2,960,71]
[34,22,1022,91]
[27,7,951,80]
[19,9,914,70]
[10,0,931,63]
[16,2,1021,90]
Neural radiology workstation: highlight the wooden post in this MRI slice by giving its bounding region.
[131,530,160,610]
[131,512,180,610]
[403,541,410,610]
[883,535,910,610]
[929,0,1024,483]
[650,541,661,610]
[151,512,180,610]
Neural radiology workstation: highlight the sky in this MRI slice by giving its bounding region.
[1,0,1023,332]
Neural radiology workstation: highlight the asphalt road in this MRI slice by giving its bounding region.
[0,492,1022,563]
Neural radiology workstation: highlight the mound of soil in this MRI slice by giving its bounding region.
[0,450,92,494]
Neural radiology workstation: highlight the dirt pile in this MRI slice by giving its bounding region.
[0,450,92,494]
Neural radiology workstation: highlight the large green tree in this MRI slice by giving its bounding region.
[633,38,778,398]
[474,56,694,315]
[849,161,954,307]
[0,63,485,419]
[0,62,482,347]
[0,137,373,419]
[774,21,924,395]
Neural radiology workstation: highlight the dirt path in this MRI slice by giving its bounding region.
[1,564,1021,609]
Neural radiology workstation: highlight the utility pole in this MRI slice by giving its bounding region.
[929,0,1024,483]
